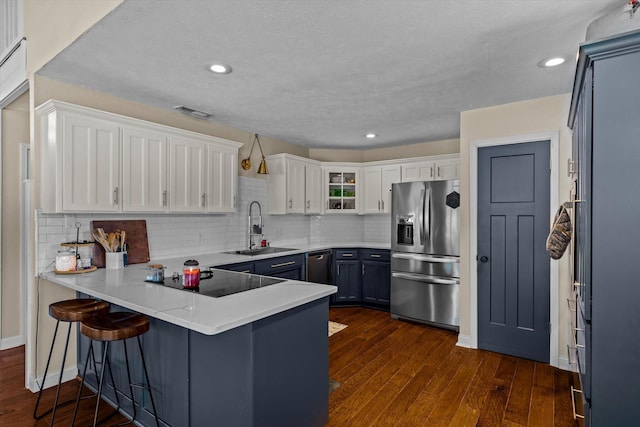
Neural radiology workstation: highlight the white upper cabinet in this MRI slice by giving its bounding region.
[267,154,320,214]
[61,113,120,212]
[36,100,241,214]
[305,163,323,214]
[402,161,435,182]
[206,144,238,213]
[402,156,459,182]
[324,166,360,214]
[122,126,167,212]
[169,136,207,213]
[362,165,401,214]
[433,157,460,180]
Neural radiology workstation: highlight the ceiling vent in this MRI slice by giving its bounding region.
[173,105,213,120]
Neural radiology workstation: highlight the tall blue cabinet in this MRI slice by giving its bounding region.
[568,30,640,426]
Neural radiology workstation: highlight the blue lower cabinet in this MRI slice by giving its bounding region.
[254,254,305,280]
[362,260,390,306]
[334,253,361,303]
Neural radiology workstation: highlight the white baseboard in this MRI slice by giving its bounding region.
[27,366,78,393]
[456,334,471,348]
[0,335,24,350]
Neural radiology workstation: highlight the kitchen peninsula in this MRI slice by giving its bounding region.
[44,255,336,427]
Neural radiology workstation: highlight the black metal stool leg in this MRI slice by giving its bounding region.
[49,322,72,425]
[33,319,60,420]
[137,335,161,427]
[92,341,110,427]
[72,339,95,426]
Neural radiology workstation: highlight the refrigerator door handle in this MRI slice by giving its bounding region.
[419,188,426,245]
[425,188,431,244]
[392,272,459,285]
[392,253,460,263]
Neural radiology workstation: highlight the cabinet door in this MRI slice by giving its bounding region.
[169,136,206,212]
[121,126,167,212]
[434,158,460,180]
[380,165,401,213]
[207,146,237,213]
[334,260,360,302]
[62,114,120,212]
[286,159,306,214]
[305,163,323,214]
[362,167,382,214]
[402,161,434,182]
[325,168,359,213]
[362,261,390,305]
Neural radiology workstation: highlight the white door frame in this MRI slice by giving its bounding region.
[469,131,560,367]
[20,143,31,346]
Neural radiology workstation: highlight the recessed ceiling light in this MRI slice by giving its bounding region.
[365,133,377,139]
[207,63,232,74]
[537,57,565,68]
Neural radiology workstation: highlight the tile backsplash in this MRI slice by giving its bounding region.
[36,177,390,272]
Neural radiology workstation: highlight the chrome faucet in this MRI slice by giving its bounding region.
[248,201,263,249]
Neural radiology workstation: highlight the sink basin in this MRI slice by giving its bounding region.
[223,247,297,256]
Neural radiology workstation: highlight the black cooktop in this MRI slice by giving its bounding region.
[159,268,285,298]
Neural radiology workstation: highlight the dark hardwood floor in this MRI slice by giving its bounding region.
[0,345,128,426]
[1,307,581,426]
[328,307,581,427]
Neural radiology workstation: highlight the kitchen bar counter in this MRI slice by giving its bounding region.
[43,247,343,427]
[43,262,335,336]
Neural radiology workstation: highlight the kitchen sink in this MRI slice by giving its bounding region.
[223,247,297,256]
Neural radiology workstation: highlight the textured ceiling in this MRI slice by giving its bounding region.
[37,0,621,149]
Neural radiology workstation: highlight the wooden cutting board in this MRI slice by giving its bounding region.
[91,220,150,268]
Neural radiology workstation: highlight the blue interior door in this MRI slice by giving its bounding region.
[477,141,550,363]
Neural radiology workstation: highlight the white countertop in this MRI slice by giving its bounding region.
[43,242,389,336]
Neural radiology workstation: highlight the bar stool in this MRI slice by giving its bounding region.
[33,298,110,425]
[72,312,160,427]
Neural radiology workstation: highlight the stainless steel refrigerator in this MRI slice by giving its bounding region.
[390,180,460,331]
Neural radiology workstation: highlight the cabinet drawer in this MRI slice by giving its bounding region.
[254,254,305,274]
[215,262,255,274]
[361,249,390,262]
[335,249,359,260]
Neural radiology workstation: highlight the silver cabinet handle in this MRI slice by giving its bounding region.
[378,200,380,210]
[437,166,441,177]
[202,193,206,207]
[381,200,384,211]
[271,261,296,268]
[289,198,293,209]
[162,190,167,206]
[370,254,381,258]
[430,166,433,178]
[113,187,119,205]
[342,253,354,257]
[362,264,365,275]
[307,200,310,209]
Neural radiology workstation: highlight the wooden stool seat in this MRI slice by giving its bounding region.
[49,298,109,322]
[80,312,150,342]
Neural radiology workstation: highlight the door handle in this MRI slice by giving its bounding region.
[479,256,488,263]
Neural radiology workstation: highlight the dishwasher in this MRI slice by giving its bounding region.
[306,250,333,284]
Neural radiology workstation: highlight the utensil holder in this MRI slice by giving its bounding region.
[105,252,125,269]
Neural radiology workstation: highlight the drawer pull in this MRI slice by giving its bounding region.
[570,386,585,420]
[271,261,296,268]
[370,254,381,258]
[342,253,354,257]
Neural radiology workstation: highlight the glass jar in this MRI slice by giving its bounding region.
[183,259,200,288]
[55,250,77,272]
